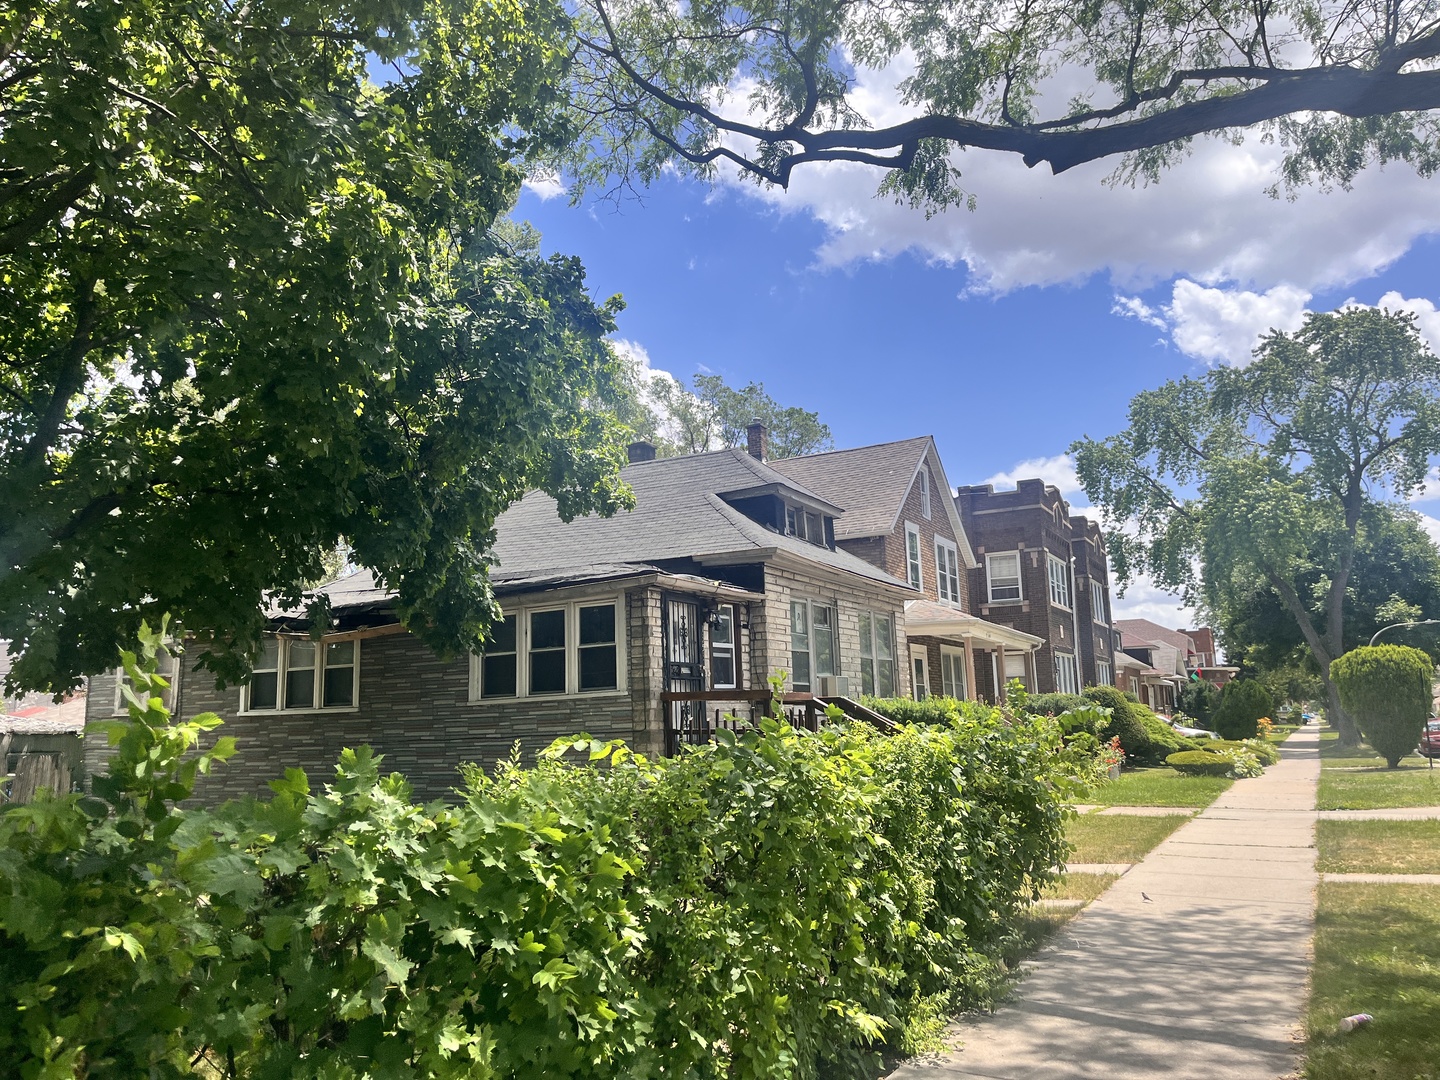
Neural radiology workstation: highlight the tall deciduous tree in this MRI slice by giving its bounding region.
[1074,307,1440,745]
[0,0,634,694]
[560,0,1440,206]
[618,359,834,459]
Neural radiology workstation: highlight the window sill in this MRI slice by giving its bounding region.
[238,706,361,717]
[467,688,630,705]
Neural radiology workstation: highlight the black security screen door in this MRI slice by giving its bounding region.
[663,596,705,754]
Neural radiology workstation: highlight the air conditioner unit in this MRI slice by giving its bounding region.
[816,675,850,697]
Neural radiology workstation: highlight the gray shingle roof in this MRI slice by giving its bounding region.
[301,450,910,617]
[769,437,934,540]
[492,449,909,588]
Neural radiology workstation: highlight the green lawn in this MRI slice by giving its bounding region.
[1316,820,1440,874]
[1089,767,1233,808]
[1066,813,1190,864]
[1317,763,1440,809]
[1040,872,1120,902]
[1305,883,1440,1080]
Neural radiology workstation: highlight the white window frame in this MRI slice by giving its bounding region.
[905,522,924,591]
[1090,579,1108,625]
[935,538,962,605]
[113,648,179,715]
[910,644,930,700]
[789,598,837,692]
[710,603,738,690]
[986,551,1022,603]
[859,610,898,697]
[1054,651,1079,695]
[1096,660,1113,688]
[940,645,968,700]
[240,635,361,715]
[918,467,932,519]
[469,597,627,701]
[1047,554,1072,610]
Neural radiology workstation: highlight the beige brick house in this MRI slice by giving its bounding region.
[86,437,914,801]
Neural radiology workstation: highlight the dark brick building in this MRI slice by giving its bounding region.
[954,479,1120,696]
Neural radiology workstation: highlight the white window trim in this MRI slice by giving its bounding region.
[1090,579,1108,625]
[918,468,932,519]
[239,636,362,715]
[910,645,930,700]
[858,609,898,697]
[905,522,924,591]
[789,597,837,692]
[711,603,738,690]
[113,649,179,715]
[469,597,628,702]
[1096,660,1113,688]
[1054,651,1079,695]
[1047,554,1072,610]
[986,550,1022,603]
[935,537,961,605]
[939,645,968,699]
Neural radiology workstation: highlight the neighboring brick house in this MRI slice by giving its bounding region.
[770,437,1041,704]
[1114,619,1194,712]
[954,479,1121,698]
[85,440,915,802]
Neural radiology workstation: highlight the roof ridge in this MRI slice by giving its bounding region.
[777,435,932,464]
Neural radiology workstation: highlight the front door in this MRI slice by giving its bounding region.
[664,597,705,754]
[911,645,929,700]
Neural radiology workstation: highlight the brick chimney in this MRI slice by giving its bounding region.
[626,440,657,463]
[745,419,767,462]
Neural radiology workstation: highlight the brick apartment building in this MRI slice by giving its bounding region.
[954,479,1119,696]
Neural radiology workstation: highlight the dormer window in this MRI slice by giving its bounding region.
[783,502,828,547]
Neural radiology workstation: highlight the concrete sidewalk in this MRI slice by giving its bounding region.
[891,727,1319,1080]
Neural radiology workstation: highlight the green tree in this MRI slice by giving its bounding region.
[562,0,1440,207]
[1331,644,1434,767]
[1212,679,1274,740]
[618,359,834,459]
[1177,679,1221,728]
[1074,307,1440,746]
[1218,503,1440,681]
[0,0,634,694]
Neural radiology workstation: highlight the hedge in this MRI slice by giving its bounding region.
[1,631,1091,1079]
[1165,750,1236,777]
[1213,680,1274,740]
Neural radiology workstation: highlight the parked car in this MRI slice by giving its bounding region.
[1418,718,1440,759]
[1168,719,1218,740]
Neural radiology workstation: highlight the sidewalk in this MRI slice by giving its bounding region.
[891,726,1320,1080]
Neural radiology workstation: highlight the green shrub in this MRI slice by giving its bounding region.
[1208,738,1281,766]
[1178,680,1222,728]
[1,635,1088,1079]
[1166,750,1236,777]
[1025,692,1087,718]
[1330,644,1434,768]
[1084,685,1146,759]
[1213,680,1275,740]
[860,694,965,726]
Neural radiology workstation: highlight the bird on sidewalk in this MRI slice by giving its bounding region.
[1142,892,1153,902]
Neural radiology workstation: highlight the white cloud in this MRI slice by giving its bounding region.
[522,174,566,201]
[610,338,677,388]
[1370,291,1440,348]
[1164,280,1312,365]
[1110,573,1200,630]
[714,58,1440,295]
[983,453,1082,497]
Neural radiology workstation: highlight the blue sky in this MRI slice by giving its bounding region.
[514,133,1440,627]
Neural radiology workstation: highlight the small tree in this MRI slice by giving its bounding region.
[1178,680,1222,729]
[1213,680,1275,741]
[1330,645,1434,769]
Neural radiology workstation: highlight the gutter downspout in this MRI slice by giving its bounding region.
[1069,554,1083,692]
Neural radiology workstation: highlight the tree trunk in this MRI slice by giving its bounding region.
[1324,675,1360,746]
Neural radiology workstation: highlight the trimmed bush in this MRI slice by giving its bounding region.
[1166,750,1235,776]
[1025,692,1088,718]
[860,694,965,726]
[1213,680,1274,740]
[1330,644,1434,768]
[1084,685,1146,759]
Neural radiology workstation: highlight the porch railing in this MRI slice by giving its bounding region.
[658,690,895,756]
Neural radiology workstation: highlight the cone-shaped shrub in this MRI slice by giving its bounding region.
[1330,644,1434,768]
[1213,680,1274,740]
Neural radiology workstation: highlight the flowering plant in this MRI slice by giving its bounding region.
[1256,716,1274,736]
[1098,735,1125,770]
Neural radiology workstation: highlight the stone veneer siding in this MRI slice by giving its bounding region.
[85,585,673,805]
